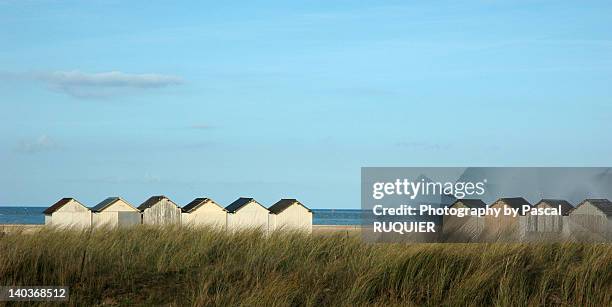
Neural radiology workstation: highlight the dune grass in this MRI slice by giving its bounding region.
[0,226,610,306]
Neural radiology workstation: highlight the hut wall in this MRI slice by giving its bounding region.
[48,200,92,228]
[483,203,521,241]
[142,200,181,225]
[442,215,484,242]
[93,212,120,227]
[108,200,136,211]
[530,203,565,232]
[568,203,611,241]
[522,215,567,242]
[609,216,612,241]
[227,202,269,231]
[93,201,140,227]
[51,212,92,228]
[269,205,312,232]
[182,204,227,228]
[535,215,564,232]
[442,203,484,242]
[93,211,142,227]
[118,211,142,227]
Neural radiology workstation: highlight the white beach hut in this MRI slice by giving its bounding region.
[226,197,269,231]
[181,198,227,228]
[520,199,574,241]
[442,199,486,242]
[91,197,141,227]
[138,195,182,225]
[535,199,574,216]
[533,199,573,231]
[43,198,92,228]
[569,199,612,241]
[484,197,531,237]
[268,199,312,233]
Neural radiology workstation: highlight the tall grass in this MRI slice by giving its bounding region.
[1,226,610,306]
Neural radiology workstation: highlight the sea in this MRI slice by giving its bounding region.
[0,207,363,225]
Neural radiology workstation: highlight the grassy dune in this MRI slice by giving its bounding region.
[1,226,610,306]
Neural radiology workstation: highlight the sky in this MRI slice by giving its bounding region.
[1,1,611,208]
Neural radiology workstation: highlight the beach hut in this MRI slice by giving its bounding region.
[484,197,531,240]
[442,199,486,242]
[43,198,92,228]
[268,199,313,232]
[226,197,269,231]
[569,199,612,241]
[91,197,141,227]
[138,195,181,225]
[523,199,574,241]
[489,197,532,212]
[535,199,574,216]
[181,198,227,228]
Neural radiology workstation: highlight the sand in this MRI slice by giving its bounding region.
[1,224,360,235]
[312,225,362,236]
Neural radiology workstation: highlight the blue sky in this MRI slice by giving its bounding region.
[1,1,611,208]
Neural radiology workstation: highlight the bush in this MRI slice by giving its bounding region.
[0,226,610,306]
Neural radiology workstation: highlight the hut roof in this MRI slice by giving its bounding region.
[494,197,531,209]
[182,198,226,213]
[225,197,267,213]
[43,198,87,214]
[536,199,574,215]
[91,197,136,212]
[268,199,312,214]
[138,195,179,211]
[450,199,486,209]
[576,199,612,217]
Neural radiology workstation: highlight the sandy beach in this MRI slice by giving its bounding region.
[311,225,362,236]
[1,224,360,235]
[0,224,44,234]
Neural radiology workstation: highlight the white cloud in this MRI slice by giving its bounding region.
[15,135,59,153]
[3,70,184,98]
[38,71,183,88]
